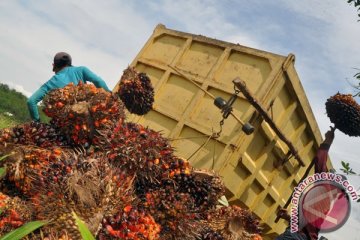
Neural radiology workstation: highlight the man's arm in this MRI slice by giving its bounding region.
[27,84,49,121]
[82,67,111,92]
[314,127,335,173]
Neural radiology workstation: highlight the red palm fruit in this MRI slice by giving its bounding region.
[173,170,225,211]
[140,186,206,239]
[325,93,360,136]
[99,206,161,240]
[117,67,154,115]
[0,121,69,148]
[0,193,33,236]
[43,82,125,147]
[3,146,75,197]
[108,122,174,194]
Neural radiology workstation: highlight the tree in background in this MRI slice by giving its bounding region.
[347,0,360,19]
[0,83,31,122]
[0,83,48,124]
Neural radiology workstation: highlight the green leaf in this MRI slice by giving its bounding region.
[349,169,356,174]
[0,154,12,162]
[0,167,6,180]
[218,195,229,207]
[73,212,95,240]
[341,161,347,168]
[0,221,47,240]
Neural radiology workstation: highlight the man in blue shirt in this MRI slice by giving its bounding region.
[27,52,111,122]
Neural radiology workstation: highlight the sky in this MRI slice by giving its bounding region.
[0,0,360,239]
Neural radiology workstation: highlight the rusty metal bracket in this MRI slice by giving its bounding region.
[233,78,305,167]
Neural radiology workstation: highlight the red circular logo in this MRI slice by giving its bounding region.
[300,181,350,232]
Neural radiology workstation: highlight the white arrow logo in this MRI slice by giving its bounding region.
[303,187,341,224]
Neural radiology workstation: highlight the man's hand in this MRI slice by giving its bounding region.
[277,208,291,222]
[323,126,335,145]
[33,119,40,123]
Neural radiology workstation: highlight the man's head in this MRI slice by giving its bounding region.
[53,52,72,72]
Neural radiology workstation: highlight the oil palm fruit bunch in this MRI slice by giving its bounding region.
[89,91,125,131]
[167,157,192,178]
[174,170,225,211]
[0,121,68,148]
[203,206,262,240]
[42,82,77,118]
[98,205,161,240]
[30,157,135,239]
[0,192,33,236]
[43,82,125,147]
[325,93,360,137]
[0,126,26,145]
[108,122,174,193]
[40,207,81,240]
[0,145,134,239]
[0,80,264,239]
[117,67,154,115]
[3,146,74,197]
[141,186,204,240]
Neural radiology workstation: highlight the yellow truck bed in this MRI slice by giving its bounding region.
[115,24,331,238]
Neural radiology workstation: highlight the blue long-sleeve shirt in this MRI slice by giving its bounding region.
[27,66,111,121]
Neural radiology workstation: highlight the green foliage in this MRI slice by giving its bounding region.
[352,69,360,96]
[0,154,12,162]
[0,114,18,129]
[340,160,357,175]
[347,0,360,19]
[73,212,95,240]
[0,208,94,239]
[0,221,47,240]
[348,0,360,7]
[0,154,11,180]
[355,71,360,81]
[0,167,5,180]
[0,83,49,125]
[38,102,50,123]
[0,83,30,123]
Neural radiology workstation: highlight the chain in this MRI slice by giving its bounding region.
[214,119,224,138]
[215,85,240,138]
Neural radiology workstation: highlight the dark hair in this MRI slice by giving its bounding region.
[53,52,72,68]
